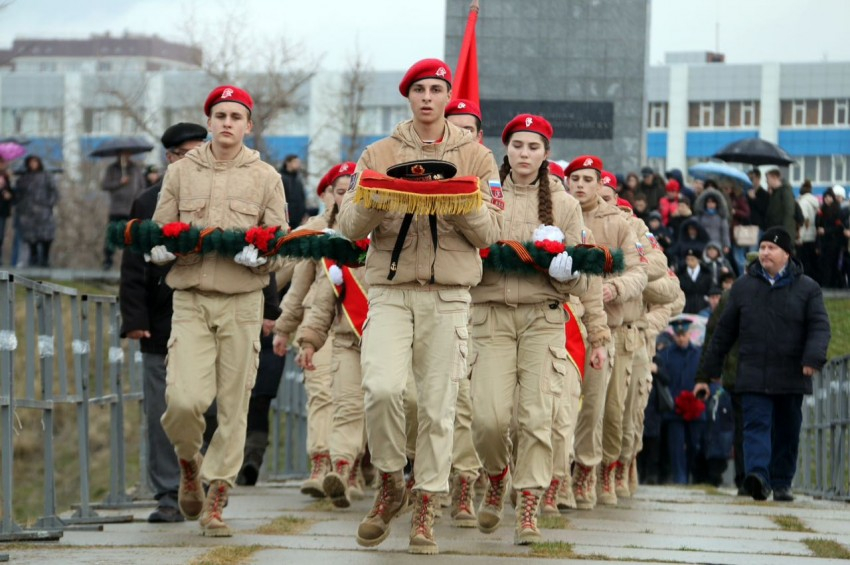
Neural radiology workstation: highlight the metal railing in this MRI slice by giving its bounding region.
[796,354,850,501]
[0,271,310,547]
[268,348,309,480]
[0,273,143,542]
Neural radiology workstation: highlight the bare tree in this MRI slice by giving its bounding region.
[179,1,319,163]
[95,74,159,139]
[338,50,372,163]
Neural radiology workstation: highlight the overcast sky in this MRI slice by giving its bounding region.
[1,0,848,70]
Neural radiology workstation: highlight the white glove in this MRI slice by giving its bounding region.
[322,228,339,236]
[234,244,268,268]
[145,245,176,265]
[532,224,565,243]
[549,251,579,282]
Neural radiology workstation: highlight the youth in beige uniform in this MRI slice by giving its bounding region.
[151,85,289,536]
[296,264,367,508]
[337,58,503,555]
[272,166,353,497]
[629,272,680,492]
[470,115,585,545]
[545,226,610,515]
[567,156,647,510]
[598,178,671,499]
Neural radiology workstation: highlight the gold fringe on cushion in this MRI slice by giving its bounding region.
[353,170,483,216]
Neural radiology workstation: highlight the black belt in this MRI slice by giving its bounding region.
[387,214,439,284]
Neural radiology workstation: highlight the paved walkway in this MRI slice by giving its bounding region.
[4,482,849,564]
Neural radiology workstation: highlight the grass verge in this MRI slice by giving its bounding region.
[305,498,335,512]
[189,545,265,565]
[825,297,850,360]
[530,541,576,559]
[537,515,570,530]
[255,515,314,535]
[803,538,850,559]
[771,514,814,532]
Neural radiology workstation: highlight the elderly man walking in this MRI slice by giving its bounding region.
[699,227,830,502]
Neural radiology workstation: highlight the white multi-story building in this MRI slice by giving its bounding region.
[646,52,850,192]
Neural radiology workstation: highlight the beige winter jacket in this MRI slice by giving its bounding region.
[337,119,503,288]
[580,196,647,328]
[273,210,333,336]
[297,264,367,353]
[471,175,586,305]
[153,142,288,294]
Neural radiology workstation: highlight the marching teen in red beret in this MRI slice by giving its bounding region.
[336,57,503,555]
[469,114,588,546]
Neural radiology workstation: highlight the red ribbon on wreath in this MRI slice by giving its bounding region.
[245,226,279,253]
[162,222,191,238]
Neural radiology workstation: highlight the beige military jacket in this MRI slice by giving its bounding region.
[579,196,647,328]
[337,119,503,289]
[153,142,288,294]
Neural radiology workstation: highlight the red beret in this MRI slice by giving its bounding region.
[317,161,356,197]
[617,197,633,210]
[601,170,618,189]
[565,155,604,177]
[501,114,553,144]
[399,59,452,97]
[204,85,253,116]
[548,162,565,181]
[666,179,680,193]
[445,98,482,121]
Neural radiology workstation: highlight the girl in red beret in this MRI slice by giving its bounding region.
[470,114,587,546]
[271,162,356,501]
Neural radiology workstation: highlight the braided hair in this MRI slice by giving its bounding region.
[327,202,340,229]
[500,135,554,225]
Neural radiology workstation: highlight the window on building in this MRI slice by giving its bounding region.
[806,100,820,126]
[821,100,835,126]
[713,102,727,127]
[836,99,848,125]
[788,158,804,185]
[742,101,757,127]
[728,102,741,126]
[833,155,847,184]
[97,61,112,72]
[792,100,806,126]
[648,102,668,129]
[699,102,714,127]
[688,103,699,127]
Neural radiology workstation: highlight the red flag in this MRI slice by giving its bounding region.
[453,0,480,106]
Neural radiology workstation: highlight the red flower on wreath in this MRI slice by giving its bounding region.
[354,238,371,251]
[479,248,491,259]
[162,222,191,238]
[534,240,566,254]
[245,226,278,253]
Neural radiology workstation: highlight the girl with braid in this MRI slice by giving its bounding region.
[470,114,587,546]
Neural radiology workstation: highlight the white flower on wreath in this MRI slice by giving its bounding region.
[532,224,565,244]
[328,264,344,286]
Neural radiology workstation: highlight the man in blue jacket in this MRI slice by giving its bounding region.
[698,227,830,502]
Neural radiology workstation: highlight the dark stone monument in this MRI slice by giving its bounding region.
[445,0,649,173]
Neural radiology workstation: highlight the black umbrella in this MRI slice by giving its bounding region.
[89,136,154,158]
[712,138,794,167]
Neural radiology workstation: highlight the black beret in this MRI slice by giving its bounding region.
[386,159,457,180]
[707,285,723,296]
[161,122,208,150]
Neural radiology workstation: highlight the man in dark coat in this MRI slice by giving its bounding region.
[637,166,666,212]
[746,169,770,231]
[280,154,306,228]
[698,227,830,502]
